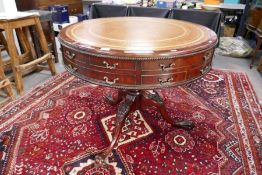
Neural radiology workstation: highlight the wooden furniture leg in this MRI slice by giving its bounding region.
[4,27,24,95]
[0,30,12,72]
[95,89,194,165]
[34,17,56,75]
[95,91,139,165]
[0,79,14,99]
[142,90,194,130]
[250,36,262,68]
[48,20,58,62]
[0,30,8,53]
[23,27,37,60]
[0,47,15,103]
[16,27,35,64]
[258,56,262,72]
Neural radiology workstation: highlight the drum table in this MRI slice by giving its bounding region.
[59,17,218,164]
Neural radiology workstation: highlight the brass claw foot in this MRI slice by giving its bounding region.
[96,91,139,165]
[143,90,194,131]
[173,121,194,130]
[94,154,106,166]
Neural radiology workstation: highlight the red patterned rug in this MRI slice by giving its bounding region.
[0,69,261,175]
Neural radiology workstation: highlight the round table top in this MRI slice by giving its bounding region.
[59,17,217,58]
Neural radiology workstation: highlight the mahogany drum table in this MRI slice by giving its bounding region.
[59,17,218,164]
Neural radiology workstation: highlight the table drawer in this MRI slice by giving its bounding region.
[142,72,187,85]
[78,69,137,86]
[62,47,88,64]
[141,54,205,71]
[63,57,79,72]
[89,57,136,71]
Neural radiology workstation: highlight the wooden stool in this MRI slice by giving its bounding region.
[0,14,57,95]
[0,46,14,105]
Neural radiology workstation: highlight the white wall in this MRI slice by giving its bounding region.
[0,0,17,13]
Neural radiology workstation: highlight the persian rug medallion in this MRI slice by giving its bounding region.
[0,69,261,175]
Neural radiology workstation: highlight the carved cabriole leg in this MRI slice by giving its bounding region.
[142,90,194,130]
[97,89,194,166]
[95,91,139,165]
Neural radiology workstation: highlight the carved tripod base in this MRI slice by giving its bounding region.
[95,90,194,165]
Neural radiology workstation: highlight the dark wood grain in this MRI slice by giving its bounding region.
[59,17,217,89]
[62,46,214,89]
[59,17,217,58]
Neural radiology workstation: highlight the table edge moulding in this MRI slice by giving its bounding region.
[58,17,218,165]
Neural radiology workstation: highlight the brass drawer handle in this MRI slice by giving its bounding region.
[160,63,175,71]
[103,61,118,69]
[67,64,78,71]
[200,66,210,74]
[65,51,76,60]
[104,76,119,85]
[159,77,173,85]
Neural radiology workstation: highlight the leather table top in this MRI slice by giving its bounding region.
[59,17,217,59]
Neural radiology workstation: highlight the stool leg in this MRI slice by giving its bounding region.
[16,27,37,61]
[34,17,56,75]
[0,79,15,100]
[0,68,14,100]
[0,49,14,100]
[47,57,56,76]
[5,28,24,95]
[6,83,14,99]
[24,27,37,60]
[250,37,262,68]
[0,31,8,54]
[0,55,5,81]
[48,20,58,62]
